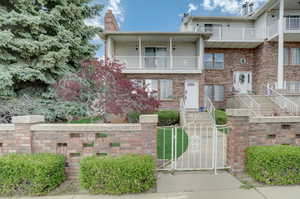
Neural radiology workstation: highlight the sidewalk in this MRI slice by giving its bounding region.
[5,172,300,199]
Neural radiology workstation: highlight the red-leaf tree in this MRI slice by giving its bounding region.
[54,59,160,121]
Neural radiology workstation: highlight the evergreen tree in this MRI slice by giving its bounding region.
[0,0,103,96]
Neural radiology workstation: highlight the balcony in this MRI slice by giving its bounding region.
[114,56,201,73]
[268,17,300,41]
[195,26,257,41]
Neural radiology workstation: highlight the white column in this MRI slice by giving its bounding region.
[169,37,173,69]
[277,0,284,89]
[138,36,142,69]
[106,37,112,59]
[198,37,204,71]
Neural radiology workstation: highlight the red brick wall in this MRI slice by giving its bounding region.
[228,115,300,173]
[0,116,157,179]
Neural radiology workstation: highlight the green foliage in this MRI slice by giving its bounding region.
[215,109,227,125]
[0,153,66,196]
[79,154,156,194]
[0,0,103,96]
[69,116,101,124]
[246,145,300,185]
[157,127,188,159]
[157,110,180,126]
[127,112,141,123]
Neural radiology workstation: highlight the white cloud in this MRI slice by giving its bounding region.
[187,3,198,13]
[84,0,125,28]
[202,0,267,15]
[108,0,124,24]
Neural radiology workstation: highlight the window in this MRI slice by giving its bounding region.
[205,85,224,102]
[284,48,289,65]
[204,53,224,69]
[144,47,168,68]
[145,79,158,98]
[160,79,173,100]
[286,16,300,30]
[131,79,143,88]
[291,48,300,65]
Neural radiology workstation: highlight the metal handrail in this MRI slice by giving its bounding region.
[204,95,216,124]
[264,84,299,116]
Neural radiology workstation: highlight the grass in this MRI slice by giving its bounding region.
[69,116,101,124]
[157,127,189,160]
[215,109,228,125]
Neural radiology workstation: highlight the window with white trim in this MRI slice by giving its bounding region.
[204,53,224,69]
[160,79,173,100]
[145,79,158,98]
[291,48,300,65]
[204,85,224,102]
[131,79,144,88]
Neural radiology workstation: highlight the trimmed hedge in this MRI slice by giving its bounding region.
[157,110,179,126]
[215,109,227,125]
[0,153,66,196]
[127,112,140,123]
[246,145,300,185]
[79,154,156,194]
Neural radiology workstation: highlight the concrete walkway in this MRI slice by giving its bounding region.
[5,172,300,199]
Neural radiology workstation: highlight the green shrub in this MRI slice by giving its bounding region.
[157,110,179,126]
[246,145,300,185]
[127,112,141,123]
[69,116,101,124]
[0,153,66,196]
[80,154,156,194]
[215,109,227,125]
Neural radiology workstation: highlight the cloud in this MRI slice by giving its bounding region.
[85,0,124,28]
[202,0,267,15]
[187,3,198,13]
[107,0,124,24]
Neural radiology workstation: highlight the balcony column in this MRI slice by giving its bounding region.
[138,36,142,69]
[277,0,284,89]
[169,37,173,69]
[106,37,113,59]
[197,36,204,71]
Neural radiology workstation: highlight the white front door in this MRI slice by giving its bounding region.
[184,80,199,109]
[233,71,252,94]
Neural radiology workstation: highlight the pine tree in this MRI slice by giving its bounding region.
[0,0,103,96]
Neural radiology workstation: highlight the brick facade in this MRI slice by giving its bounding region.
[227,113,300,173]
[0,115,158,178]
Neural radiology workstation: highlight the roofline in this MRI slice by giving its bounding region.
[250,0,277,19]
[100,31,212,40]
[183,16,254,24]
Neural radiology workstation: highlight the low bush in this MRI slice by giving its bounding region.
[157,110,179,126]
[79,154,156,194]
[69,116,102,124]
[215,109,227,125]
[246,145,300,185]
[0,153,66,196]
[127,112,141,123]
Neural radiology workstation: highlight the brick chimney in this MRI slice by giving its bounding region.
[104,10,119,32]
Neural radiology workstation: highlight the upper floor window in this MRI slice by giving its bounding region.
[286,16,300,30]
[144,47,168,68]
[204,53,224,69]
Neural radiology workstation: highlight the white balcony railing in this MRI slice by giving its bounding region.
[114,56,200,70]
[271,81,300,94]
[195,26,257,41]
[267,17,300,38]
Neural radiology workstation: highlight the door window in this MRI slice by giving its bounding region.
[144,47,167,68]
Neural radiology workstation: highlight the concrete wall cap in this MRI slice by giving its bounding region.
[226,109,250,117]
[139,114,158,124]
[12,115,45,124]
[31,123,141,132]
[0,124,15,131]
[250,116,300,123]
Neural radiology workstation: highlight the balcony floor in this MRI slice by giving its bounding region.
[205,40,264,48]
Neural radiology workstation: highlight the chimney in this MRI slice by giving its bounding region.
[104,10,119,32]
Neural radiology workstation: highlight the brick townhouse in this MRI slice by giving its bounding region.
[100,0,300,110]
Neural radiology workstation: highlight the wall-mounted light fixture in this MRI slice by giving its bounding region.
[135,45,138,51]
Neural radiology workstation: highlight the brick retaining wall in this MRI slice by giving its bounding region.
[0,115,158,178]
[227,110,300,173]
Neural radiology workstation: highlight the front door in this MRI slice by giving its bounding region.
[184,80,199,109]
[233,71,252,94]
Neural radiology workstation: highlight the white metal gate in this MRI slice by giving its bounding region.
[157,124,228,173]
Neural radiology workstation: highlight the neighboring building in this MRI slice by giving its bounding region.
[101,0,300,110]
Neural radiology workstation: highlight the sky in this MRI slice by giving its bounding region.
[87,0,268,57]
